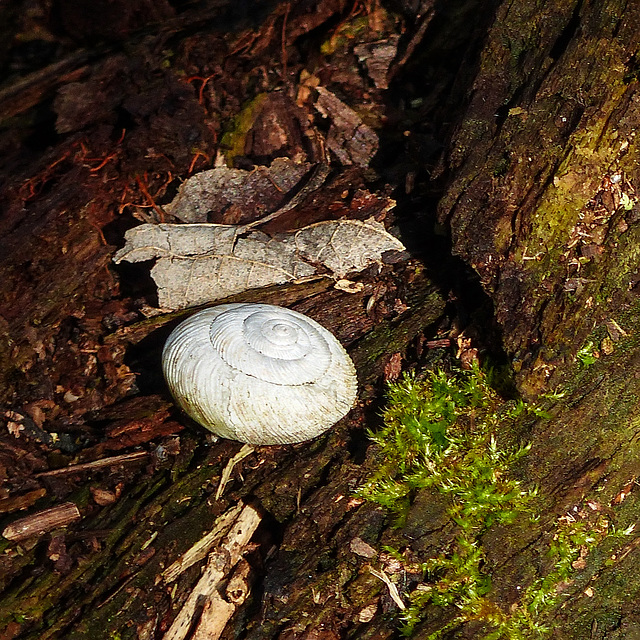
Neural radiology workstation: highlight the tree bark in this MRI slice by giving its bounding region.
[1,0,640,639]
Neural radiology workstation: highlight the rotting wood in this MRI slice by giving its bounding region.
[3,0,640,639]
[0,489,47,515]
[162,502,262,640]
[435,0,640,397]
[2,502,81,542]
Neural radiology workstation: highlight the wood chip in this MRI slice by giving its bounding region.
[2,502,81,542]
[191,594,235,640]
[349,537,377,558]
[369,567,405,610]
[165,158,312,224]
[357,602,378,623]
[353,36,400,89]
[224,558,252,605]
[162,502,261,640]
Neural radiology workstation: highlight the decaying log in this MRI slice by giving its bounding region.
[437,0,640,396]
[2,0,640,639]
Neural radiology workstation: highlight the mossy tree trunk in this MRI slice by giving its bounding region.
[2,0,640,639]
[433,1,640,637]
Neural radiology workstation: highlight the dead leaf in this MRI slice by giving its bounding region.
[315,87,378,166]
[114,218,406,309]
[165,158,312,224]
[353,35,400,89]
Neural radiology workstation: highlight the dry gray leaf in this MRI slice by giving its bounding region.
[165,157,312,223]
[113,219,406,310]
[294,219,403,277]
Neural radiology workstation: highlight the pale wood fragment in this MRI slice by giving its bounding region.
[191,595,235,640]
[215,444,254,501]
[161,503,243,584]
[162,502,261,640]
[369,567,405,610]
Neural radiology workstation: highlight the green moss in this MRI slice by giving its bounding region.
[358,365,633,638]
[576,339,600,367]
[320,7,397,57]
[219,93,269,164]
[358,365,537,524]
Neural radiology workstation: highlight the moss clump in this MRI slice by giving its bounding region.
[219,93,268,163]
[358,365,630,638]
[359,365,538,526]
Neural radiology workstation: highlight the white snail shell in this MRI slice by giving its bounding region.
[162,303,358,445]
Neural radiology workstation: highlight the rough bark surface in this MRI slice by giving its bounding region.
[438,0,640,395]
[1,0,640,639]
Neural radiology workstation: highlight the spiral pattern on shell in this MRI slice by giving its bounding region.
[162,303,358,445]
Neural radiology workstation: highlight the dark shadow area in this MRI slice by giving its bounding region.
[372,0,509,370]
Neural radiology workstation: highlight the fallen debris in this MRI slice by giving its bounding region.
[315,87,379,166]
[35,451,150,477]
[3,502,81,542]
[165,158,313,224]
[114,218,406,309]
[215,444,255,501]
[369,567,406,610]
[162,503,244,584]
[162,502,262,640]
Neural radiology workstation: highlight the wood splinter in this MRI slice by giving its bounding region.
[162,502,261,640]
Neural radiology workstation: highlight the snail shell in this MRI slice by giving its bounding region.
[162,303,358,445]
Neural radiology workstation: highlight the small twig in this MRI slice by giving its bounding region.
[88,152,118,172]
[387,5,435,81]
[162,503,243,583]
[163,502,261,640]
[369,567,406,610]
[3,502,81,542]
[35,451,149,477]
[215,444,255,500]
[187,150,211,175]
[281,3,291,82]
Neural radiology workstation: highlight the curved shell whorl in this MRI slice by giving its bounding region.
[210,305,331,385]
[162,303,358,445]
